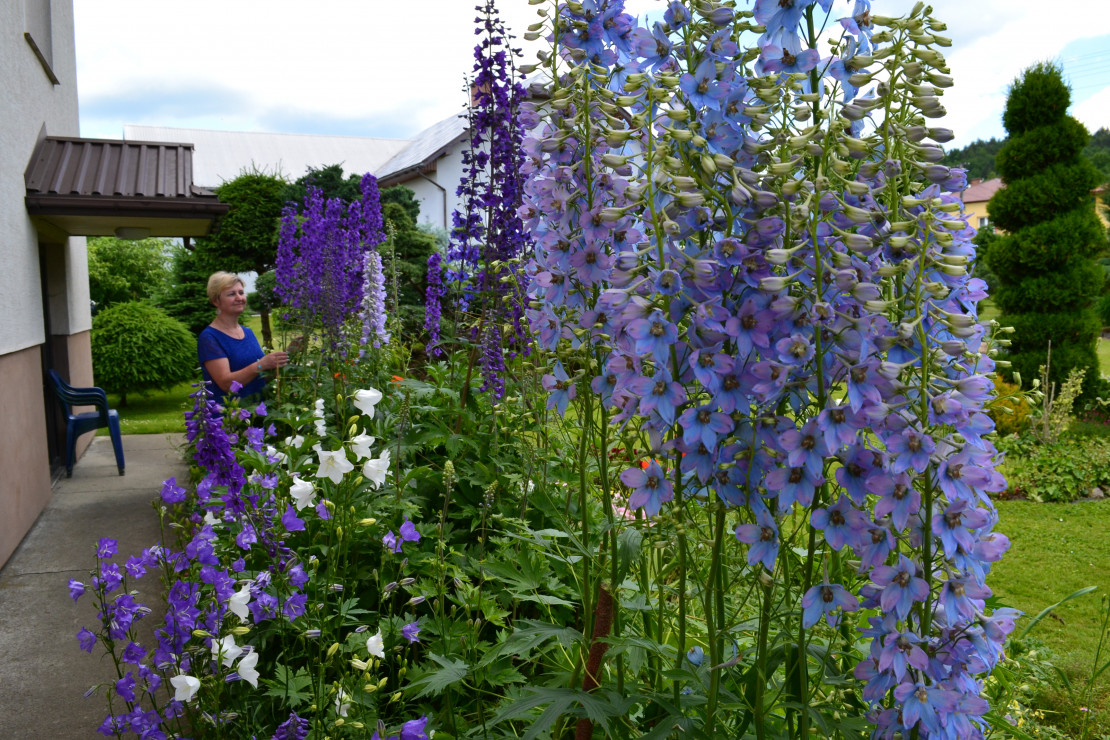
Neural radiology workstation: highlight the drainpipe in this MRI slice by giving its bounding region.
[416,172,448,231]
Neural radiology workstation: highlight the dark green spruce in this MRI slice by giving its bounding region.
[987,62,1108,397]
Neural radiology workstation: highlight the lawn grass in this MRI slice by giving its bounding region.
[1098,334,1110,376]
[979,296,1000,325]
[991,499,1110,670]
[98,379,196,435]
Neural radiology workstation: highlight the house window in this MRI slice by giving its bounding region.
[24,0,59,85]
[978,216,989,228]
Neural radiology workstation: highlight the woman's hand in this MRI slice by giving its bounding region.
[261,351,289,371]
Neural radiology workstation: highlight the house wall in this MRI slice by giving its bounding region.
[964,200,992,234]
[0,347,52,568]
[1,0,89,569]
[402,140,470,232]
[1,0,86,354]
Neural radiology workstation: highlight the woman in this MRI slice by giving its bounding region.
[198,272,288,405]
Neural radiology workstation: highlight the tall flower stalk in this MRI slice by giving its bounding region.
[276,173,386,360]
[525,0,1013,736]
[426,0,531,397]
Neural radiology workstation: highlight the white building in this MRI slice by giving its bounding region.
[124,112,472,231]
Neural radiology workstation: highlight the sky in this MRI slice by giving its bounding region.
[75,1,1110,153]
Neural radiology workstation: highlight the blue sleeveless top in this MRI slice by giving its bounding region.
[197,325,266,404]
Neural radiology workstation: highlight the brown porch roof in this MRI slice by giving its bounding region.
[25,136,228,238]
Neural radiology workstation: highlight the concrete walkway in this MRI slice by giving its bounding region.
[0,434,188,738]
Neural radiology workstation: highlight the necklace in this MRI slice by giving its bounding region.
[211,319,244,339]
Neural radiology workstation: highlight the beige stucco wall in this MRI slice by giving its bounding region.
[0,347,52,568]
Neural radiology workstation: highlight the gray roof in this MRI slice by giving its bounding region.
[123,125,411,189]
[376,112,469,186]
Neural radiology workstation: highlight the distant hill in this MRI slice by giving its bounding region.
[942,127,1110,184]
[941,137,1004,180]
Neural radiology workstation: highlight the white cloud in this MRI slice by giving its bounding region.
[75,1,1110,146]
[1073,85,1110,134]
[868,1,1110,147]
[76,1,661,139]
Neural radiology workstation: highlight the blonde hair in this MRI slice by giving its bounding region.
[207,271,244,307]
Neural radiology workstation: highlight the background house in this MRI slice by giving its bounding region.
[375,113,470,231]
[963,177,1004,233]
[125,113,471,232]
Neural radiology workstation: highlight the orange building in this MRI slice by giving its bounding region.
[962,177,1004,234]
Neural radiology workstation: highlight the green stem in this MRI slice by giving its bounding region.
[754,576,774,740]
[704,503,727,731]
[673,531,688,708]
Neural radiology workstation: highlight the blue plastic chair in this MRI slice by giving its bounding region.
[46,369,125,477]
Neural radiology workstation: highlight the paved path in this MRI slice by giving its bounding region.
[0,434,188,738]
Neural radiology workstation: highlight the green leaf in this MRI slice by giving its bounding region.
[404,653,468,699]
[1016,585,1098,640]
[490,687,622,740]
[475,663,526,689]
[615,526,642,585]
[509,590,574,606]
[263,663,314,708]
[478,620,583,667]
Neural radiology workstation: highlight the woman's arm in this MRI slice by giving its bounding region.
[203,350,288,393]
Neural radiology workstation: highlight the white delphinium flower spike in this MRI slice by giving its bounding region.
[211,634,243,668]
[315,445,354,485]
[349,431,376,461]
[289,476,316,511]
[228,584,252,622]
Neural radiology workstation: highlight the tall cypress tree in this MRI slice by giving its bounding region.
[987,62,1107,396]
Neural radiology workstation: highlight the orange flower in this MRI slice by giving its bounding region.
[391,375,404,383]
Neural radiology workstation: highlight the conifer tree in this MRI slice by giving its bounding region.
[987,62,1107,395]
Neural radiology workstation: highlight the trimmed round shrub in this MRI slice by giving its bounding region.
[91,301,197,404]
[248,270,279,314]
[992,259,1103,314]
[1003,311,1101,396]
[987,210,1106,279]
